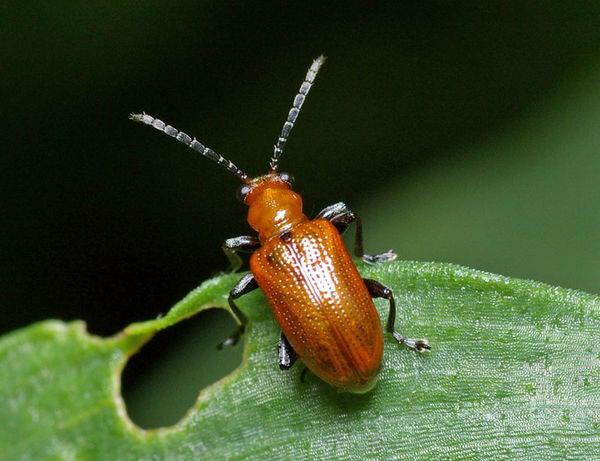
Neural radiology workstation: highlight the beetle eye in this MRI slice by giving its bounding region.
[279,172,294,186]
[236,184,250,202]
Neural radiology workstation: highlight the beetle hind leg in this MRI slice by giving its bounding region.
[316,202,396,264]
[278,332,298,370]
[363,278,431,353]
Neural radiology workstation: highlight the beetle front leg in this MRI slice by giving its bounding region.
[222,236,260,272]
[363,278,431,352]
[278,332,298,370]
[316,202,396,264]
[217,273,258,349]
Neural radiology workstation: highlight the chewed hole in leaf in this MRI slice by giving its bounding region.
[121,308,242,429]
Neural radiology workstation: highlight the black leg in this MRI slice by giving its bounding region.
[278,332,298,370]
[363,278,430,352]
[217,273,258,348]
[222,236,260,272]
[316,202,396,264]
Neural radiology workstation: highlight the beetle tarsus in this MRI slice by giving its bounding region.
[361,249,398,264]
[392,332,431,353]
[217,326,245,349]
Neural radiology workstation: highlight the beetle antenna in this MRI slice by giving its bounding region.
[270,55,325,173]
[130,113,251,182]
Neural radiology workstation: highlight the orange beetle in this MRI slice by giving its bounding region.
[132,56,429,393]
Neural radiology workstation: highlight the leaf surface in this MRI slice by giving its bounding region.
[1,262,599,459]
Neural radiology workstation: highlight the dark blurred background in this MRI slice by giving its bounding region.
[2,2,600,427]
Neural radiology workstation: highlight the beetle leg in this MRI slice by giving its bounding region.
[363,278,431,353]
[222,236,260,272]
[217,273,258,348]
[278,332,298,370]
[316,202,396,264]
[315,201,350,223]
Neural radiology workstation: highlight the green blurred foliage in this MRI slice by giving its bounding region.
[363,65,600,292]
[2,2,600,427]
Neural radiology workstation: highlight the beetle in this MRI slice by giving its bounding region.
[131,56,430,393]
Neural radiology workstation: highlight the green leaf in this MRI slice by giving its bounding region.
[2,262,599,459]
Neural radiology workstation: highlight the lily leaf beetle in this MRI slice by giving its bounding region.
[131,56,430,393]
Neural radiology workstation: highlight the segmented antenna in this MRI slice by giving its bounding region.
[270,55,326,173]
[130,113,250,182]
